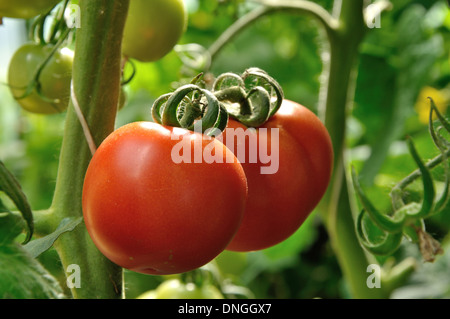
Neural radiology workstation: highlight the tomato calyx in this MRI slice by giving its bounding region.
[152,83,229,136]
[151,68,285,136]
[212,68,284,128]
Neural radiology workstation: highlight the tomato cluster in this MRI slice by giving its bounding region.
[82,95,333,275]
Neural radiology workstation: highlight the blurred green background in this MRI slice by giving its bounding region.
[1,0,449,299]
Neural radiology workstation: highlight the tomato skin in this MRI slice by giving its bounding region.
[122,0,187,62]
[82,122,247,275]
[0,0,60,19]
[8,43,73,114]
[222,100,333,252]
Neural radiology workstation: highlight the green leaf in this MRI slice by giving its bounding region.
[0,161,34,243]
[0,210,25,244]
[24,217,83,259]
[354,4,444,185]
[0,243,65,299]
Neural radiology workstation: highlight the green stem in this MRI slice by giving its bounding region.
[208,1,338,66]
[49,0,130,299]
[391,148,450,193]
[319,0,387,298]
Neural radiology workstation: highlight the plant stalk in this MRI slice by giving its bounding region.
[49,0,130,299]
[318,0,388,298]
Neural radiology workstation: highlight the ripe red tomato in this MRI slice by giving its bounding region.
[220,100,333,252]
[0,0,60,19]
[82,122,247,275]
[122,0,187,62]
[7,42,73,114]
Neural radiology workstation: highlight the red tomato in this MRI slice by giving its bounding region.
[82,122,247,275]
[220,100,333,252]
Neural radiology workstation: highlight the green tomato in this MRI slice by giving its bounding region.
[0,0,60,19]
[122,0,187,62]
[8,42,74,114]
[137,290,158,299]
[150,279,224,299]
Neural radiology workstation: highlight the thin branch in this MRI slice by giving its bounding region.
[390,148,450,194]
[208,1,338,63]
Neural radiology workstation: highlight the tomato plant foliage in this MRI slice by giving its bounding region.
[1,0,449,300]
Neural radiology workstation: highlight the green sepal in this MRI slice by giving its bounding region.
[241,67,284,117]
[351,166,405,233]
[0,243,65,299]
[151,93,171,124]
[154,84,228,134]
[404,138,435,219]
[428,102,450,214]
[355,209,403,256]
[428,97,450,133]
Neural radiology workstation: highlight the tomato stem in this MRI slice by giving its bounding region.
[315,0,390,299]
[49,0,130,299]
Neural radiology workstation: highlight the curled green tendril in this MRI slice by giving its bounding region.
[355,209,403,256]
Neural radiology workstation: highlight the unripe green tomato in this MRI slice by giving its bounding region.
[8,43,74,114]
[0,0,60,19]
[153,279,224,299]
[122,0,188,62]
[137,290,158,299]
